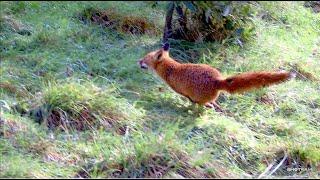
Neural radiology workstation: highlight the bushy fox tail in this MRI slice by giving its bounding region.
[218,71,295,94]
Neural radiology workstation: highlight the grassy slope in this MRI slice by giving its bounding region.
[1,1,319,178]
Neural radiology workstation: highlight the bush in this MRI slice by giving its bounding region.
[32,82,144,133]
[163,1,255,44]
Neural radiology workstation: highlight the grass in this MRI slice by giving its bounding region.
[1,1,319,178]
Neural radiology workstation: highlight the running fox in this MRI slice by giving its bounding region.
[138,43,295,111]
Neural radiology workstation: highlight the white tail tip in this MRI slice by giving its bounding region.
[289,71,296,79]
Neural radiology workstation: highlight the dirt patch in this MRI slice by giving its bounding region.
[0,82,26,97]
[46,108,95,131]
[28,105,129,135]
[0,117,27,138]
[79,8,160,35]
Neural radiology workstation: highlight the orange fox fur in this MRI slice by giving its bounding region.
[138,45,294,109]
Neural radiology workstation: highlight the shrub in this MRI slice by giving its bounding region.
[163,1,255,43]
[33,82,144,133]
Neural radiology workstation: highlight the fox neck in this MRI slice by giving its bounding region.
[153,57,180,80]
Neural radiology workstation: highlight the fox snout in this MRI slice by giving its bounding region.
[138,59,148,69]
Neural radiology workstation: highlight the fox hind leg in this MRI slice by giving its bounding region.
[211,101,224,113]
[205,101,224,113]
[205,102,214,108]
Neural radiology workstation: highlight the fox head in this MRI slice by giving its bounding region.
[138,43,170,70]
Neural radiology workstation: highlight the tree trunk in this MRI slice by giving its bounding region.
[162,2,175,44]
[175,5,187,30]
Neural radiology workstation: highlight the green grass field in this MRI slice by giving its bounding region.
[1,1,319,178]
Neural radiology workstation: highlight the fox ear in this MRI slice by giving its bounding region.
[162,42,170,51]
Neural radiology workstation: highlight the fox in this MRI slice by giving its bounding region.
[138,43,295,111]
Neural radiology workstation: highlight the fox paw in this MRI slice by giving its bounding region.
[205,102,224,113]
